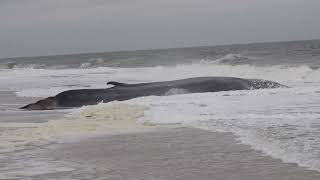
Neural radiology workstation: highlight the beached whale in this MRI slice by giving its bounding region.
[21,77,287,110]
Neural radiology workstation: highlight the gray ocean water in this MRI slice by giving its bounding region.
[0,40,320,179]
[1,39,320,69]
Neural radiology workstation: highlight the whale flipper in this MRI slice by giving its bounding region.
[107,81,131,87]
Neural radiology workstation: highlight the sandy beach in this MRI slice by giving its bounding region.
[21,128,319,180]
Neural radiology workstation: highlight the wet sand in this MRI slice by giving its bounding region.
[34,128,320,180]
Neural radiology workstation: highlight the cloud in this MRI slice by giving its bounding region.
[0,0,319,58]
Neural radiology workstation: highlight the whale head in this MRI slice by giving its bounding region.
[20,97,58,110]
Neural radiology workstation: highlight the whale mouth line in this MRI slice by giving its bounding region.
[20,104,53,110]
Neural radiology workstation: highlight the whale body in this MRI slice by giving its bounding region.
[21,77,287,110]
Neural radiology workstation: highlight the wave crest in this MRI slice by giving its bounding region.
[7,63,320,98]
[214,53,260,65]
[0,61,45,69]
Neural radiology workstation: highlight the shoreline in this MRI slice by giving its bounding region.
[35,128,320,180]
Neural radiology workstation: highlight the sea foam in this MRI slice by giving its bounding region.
[1,63,318,97]
[129,88,320,172]
[0,103,152,153]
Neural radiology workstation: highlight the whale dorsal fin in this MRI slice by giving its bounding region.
[107,81,154,87]
[107,81,130,87]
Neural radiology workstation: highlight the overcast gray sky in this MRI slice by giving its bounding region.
[0,0,319,58]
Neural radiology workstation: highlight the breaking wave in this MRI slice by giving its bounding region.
[79,58,105,68]
[127,87,320,172]
[213,53,260,65]
[1,63,318,97]
[0,57,106,70]
[0,62,46,69]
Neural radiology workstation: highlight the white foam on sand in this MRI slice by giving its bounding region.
[0,103,153,153]
[0,103,153,179]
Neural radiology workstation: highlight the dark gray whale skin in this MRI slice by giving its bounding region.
[21,77,287,110]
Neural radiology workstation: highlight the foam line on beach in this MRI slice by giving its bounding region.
[0,103,153,153]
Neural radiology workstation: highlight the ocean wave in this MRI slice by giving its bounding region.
[0,62,46,70]
[213,53,260,65]
[0,61,18,69]
[79,58,105,69]
[0,58,106,70]
[5,63,319,98]
[125,90,320,172]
